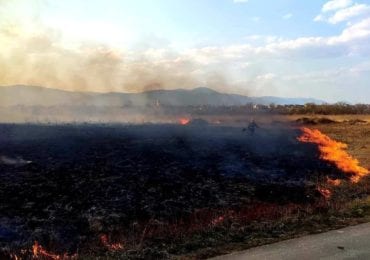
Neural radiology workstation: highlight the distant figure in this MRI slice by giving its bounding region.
[243,119,259,135]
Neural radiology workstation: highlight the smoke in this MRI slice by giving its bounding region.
[0,1,254,123]
[0,17,245,94]
[0,155,32,165]
[0,25,176,92]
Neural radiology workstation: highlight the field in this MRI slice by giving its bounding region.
[314,123,370,169]
[1,117,370,259]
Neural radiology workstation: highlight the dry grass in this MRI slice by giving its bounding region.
[313,123,370,169]
[204,113,370,168]
[178,115,370,259]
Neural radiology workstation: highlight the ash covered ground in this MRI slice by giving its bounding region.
[0,123,341,257]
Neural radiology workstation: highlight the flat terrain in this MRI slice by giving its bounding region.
[315,123,370,169]
[213,222,370,260]
[0,117,370,259]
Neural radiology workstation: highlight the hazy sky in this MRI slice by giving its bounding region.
[1,0,370,102]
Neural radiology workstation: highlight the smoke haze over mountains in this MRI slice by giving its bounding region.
[0,85,323,107]
[1,1,370,103]
[0,85,323,123]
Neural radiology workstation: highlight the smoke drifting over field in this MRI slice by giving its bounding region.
[0,24,202,93]
[0,0,241,96]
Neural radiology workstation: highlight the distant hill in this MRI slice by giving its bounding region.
[0,85,324,107]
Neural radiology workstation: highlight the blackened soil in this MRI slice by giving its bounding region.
[0,124,340,254]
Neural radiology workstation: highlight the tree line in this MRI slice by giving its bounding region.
[158,103,370,115]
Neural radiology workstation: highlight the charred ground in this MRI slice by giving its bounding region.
[0,123,367,259]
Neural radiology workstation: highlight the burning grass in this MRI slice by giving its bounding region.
[1,123,370,259]
[298,127,369,183]
[179,117,190,125]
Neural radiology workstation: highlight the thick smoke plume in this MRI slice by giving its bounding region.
[0,24,200,93]
[0,2,243,95]
[0,1,251,123]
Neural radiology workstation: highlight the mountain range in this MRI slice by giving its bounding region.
[0,85,324,107]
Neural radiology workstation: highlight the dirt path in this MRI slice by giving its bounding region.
[212,223,370,260]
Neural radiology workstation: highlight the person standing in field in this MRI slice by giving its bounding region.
[243,119,259,135]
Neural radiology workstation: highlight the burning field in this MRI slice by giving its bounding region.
[1,121,370,259]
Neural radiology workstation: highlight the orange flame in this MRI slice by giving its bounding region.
[100,234,124,251]
[179,118,190,125]
[32,241,77,259]
[327,177,341,186]
[298,127,369,183]
[317,187,332,199]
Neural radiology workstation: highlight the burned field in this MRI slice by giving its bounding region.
[0,123,368,259]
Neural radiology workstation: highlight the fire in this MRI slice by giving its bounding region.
[211,215,225,226]
[10,237,119,259]
[179,118,190,125]
[317,187,332,199]
[298,127,369,183]
[100,234,124,251]
[32,241,77,259]
[327,177,341,186]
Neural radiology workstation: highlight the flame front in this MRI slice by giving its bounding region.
[100,234,124,251]
[179,118,190,125]
[32,241,77,259]
[298,127,369,183]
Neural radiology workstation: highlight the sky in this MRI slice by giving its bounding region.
[0,0,370,103]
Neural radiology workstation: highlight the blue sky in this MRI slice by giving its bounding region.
[43,0,339,47]
[1,0,370,103]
